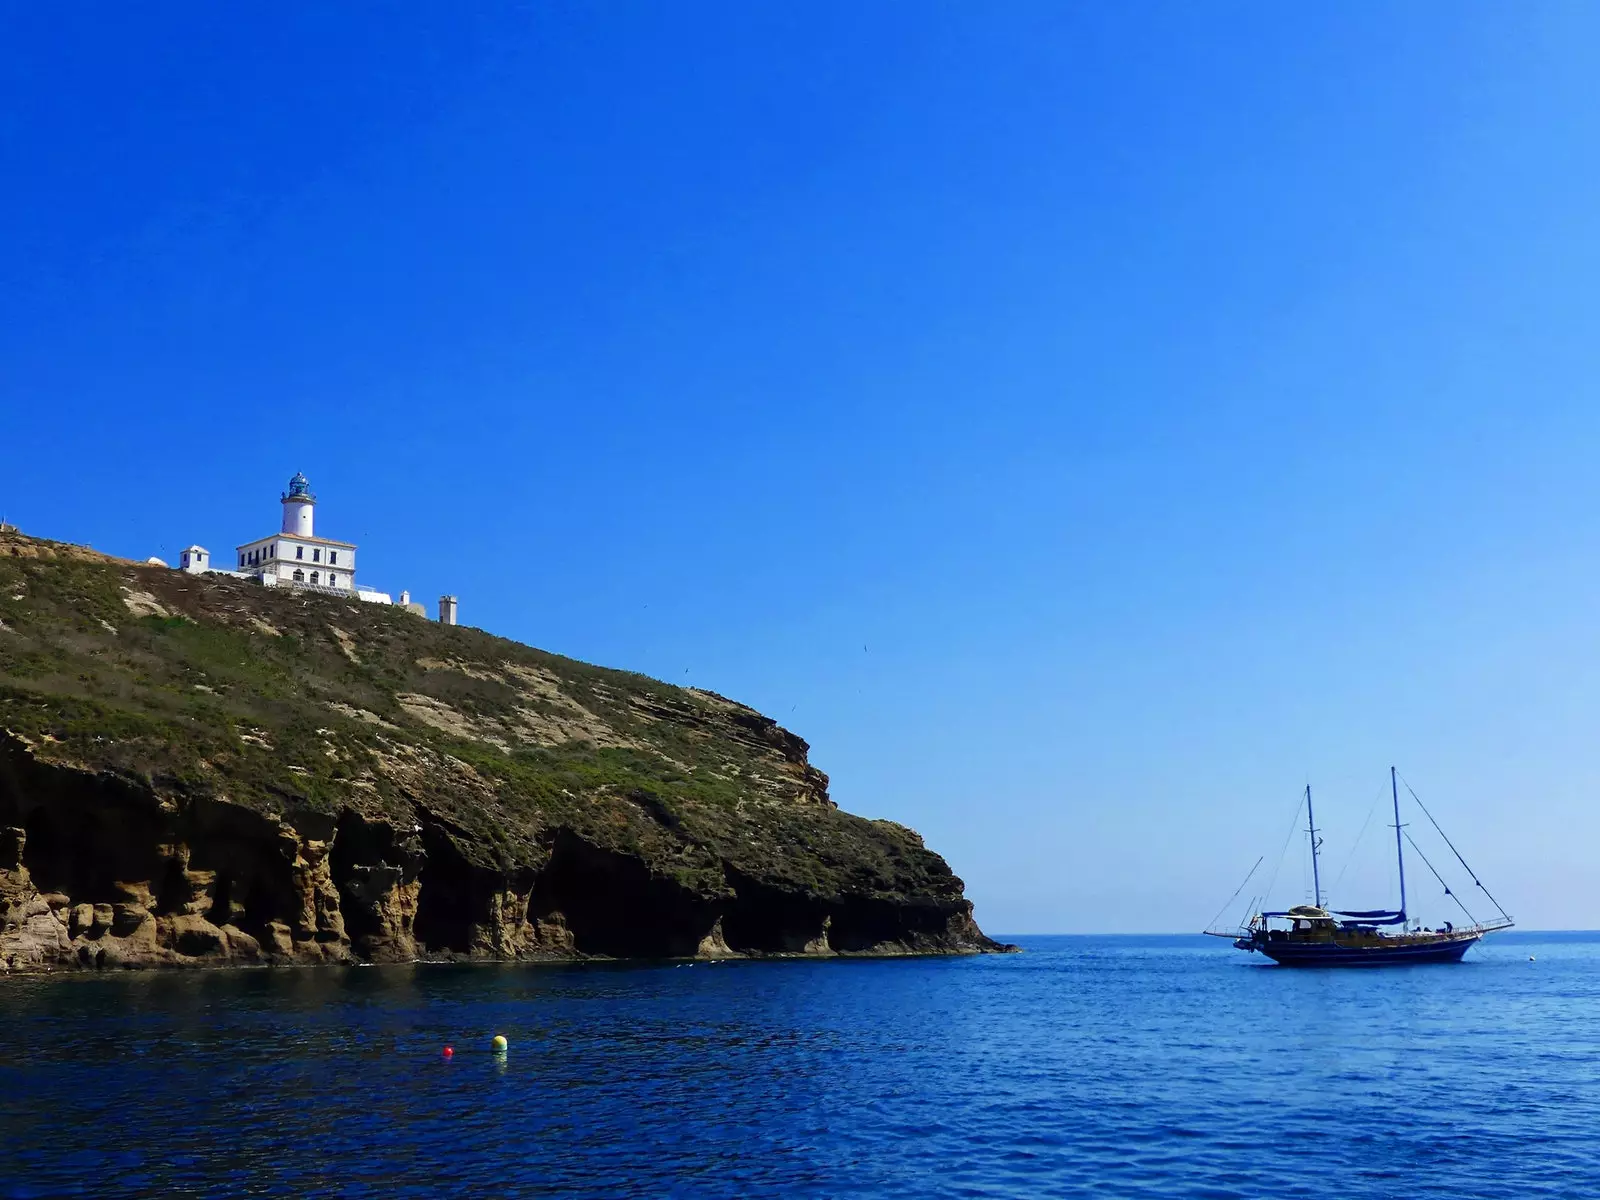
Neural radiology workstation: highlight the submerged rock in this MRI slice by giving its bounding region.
[0,531,1009,971]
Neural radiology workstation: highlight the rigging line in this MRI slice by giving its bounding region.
[1402,829,1479,925]
[1207,856,1263,934]
[1260,789,1306,908]
[1330,789,1384,892]
[1399,774,1510,920]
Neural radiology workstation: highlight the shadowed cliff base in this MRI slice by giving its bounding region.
[0,531,1011,971]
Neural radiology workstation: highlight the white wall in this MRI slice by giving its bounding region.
[235,537,356,590]
[281,500,315,537]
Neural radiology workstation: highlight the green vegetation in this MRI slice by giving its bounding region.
[0,532,963,904]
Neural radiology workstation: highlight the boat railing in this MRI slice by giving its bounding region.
[1202,913,1514,940]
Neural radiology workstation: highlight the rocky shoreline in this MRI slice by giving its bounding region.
[0,532,1009,973]
[0,743,1004,973]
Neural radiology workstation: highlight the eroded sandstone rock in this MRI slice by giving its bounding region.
[0,737,1006,972]
[0,531,1011,972]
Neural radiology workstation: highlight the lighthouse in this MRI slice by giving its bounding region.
[234,472,357,592]
[167,472,455,614]
[281,471,316,537]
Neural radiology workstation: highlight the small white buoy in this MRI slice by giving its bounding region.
[1529,955,1536,962]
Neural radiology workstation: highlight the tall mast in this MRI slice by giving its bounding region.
[1391,765,1407,921]
[1306,784,1323,909]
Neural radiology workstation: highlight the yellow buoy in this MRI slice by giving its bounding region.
[492,1034,508,1053]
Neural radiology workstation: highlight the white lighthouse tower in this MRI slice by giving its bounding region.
[281,472,316,537]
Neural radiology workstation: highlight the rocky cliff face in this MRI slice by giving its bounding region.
[0,531,1006,971]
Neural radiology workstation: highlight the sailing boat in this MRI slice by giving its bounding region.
[1208,768,1514,966]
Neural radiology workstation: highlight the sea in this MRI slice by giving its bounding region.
[2,932,1597,1198]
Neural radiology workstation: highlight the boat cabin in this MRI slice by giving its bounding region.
[1283,904,1334,933]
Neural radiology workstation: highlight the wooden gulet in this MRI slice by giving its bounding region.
[1206,768,1514,966]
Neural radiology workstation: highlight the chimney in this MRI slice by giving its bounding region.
[438,595,459,626]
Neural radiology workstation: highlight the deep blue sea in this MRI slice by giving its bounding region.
[2,932,1597,1198]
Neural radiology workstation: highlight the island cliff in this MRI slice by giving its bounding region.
[0,531,1006,972]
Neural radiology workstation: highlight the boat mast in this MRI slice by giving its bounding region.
[1391,765,1407,922]
[1306,784,1323,909]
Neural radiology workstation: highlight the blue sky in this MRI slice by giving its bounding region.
[5,5,1600,932]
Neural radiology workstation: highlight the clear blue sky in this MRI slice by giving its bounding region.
[5,5,1599,933]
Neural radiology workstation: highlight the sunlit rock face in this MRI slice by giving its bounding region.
[0,530,1009,971]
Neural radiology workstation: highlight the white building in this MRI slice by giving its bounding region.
[167,473,456,617]
[234,473,357,592]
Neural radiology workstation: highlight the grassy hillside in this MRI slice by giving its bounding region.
[0,530,1001,968]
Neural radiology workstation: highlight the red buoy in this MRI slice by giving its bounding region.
[443,1046,454,1059]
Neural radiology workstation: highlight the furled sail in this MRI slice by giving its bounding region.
[1333,909,1406,925]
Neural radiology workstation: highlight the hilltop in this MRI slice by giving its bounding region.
[0,530,1005,971]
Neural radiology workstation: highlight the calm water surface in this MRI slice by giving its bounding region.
[2,933,1597,1198]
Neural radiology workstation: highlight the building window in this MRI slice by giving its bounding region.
[313,548,321,563]
[330,551,337,565]
[293,569,304,582]
[296,547,303,560]
[329,573,338,586]
[239,555,245,568]
[311,571,320,585]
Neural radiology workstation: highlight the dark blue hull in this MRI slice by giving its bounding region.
[1249,933,1480,967]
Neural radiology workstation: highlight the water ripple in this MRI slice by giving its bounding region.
[2,934,1599,1197]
